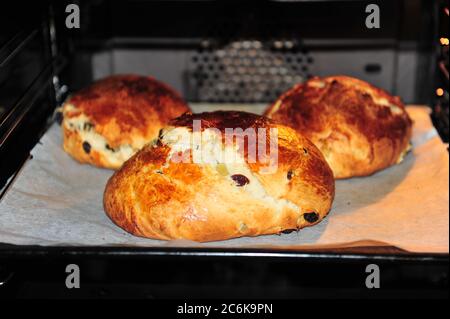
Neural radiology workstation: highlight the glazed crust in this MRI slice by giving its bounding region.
[264,76,413,178]
[61,74,191,169]
[104,111,335,242]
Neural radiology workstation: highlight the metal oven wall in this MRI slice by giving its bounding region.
[56,0,437,105]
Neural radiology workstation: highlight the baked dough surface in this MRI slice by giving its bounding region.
[265,76,413,178]
[61,74,191,169]
[104,111,335,242]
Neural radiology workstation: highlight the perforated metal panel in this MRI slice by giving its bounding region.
[188,39,314,103]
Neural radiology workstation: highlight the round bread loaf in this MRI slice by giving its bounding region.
[264,76,413,179]
[60,74,191,169]
[104,111,335,242]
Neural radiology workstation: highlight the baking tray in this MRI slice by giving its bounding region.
[0,108,448,298]
[2,104,448,257]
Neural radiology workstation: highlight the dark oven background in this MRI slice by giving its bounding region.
[60,0,435,104]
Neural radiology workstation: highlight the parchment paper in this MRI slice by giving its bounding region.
[0,106,448,253]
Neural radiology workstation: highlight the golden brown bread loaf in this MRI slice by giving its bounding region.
[264,76,413,179]
[104,111,335,242]
[60,74,191,169]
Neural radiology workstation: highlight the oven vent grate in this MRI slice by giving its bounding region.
[188,39,313,103]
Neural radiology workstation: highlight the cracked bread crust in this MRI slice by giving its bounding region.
[61,74,191,169]
[264,76,413,178]
[103,111,335,242]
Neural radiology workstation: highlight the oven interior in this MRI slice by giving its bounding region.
[1,0,448,190]
[0,0,448,298]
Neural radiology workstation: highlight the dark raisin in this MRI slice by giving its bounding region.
[304,212,319,223]
[281,228,297,234]
[84,122,94,130]
[303,148,308,155]
[55,111,63,125]
[231,174,250,186]
[287,170,294,180]
[105,144,115,152]
[158,129,164,139]
[82,141,91,154]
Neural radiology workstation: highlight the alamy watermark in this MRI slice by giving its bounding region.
[365,264,380,289]
[65,3,380,30]
[166,120,279,174]
[65,264,80,289]
[65,4,80,29]
[365,4,380,29]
